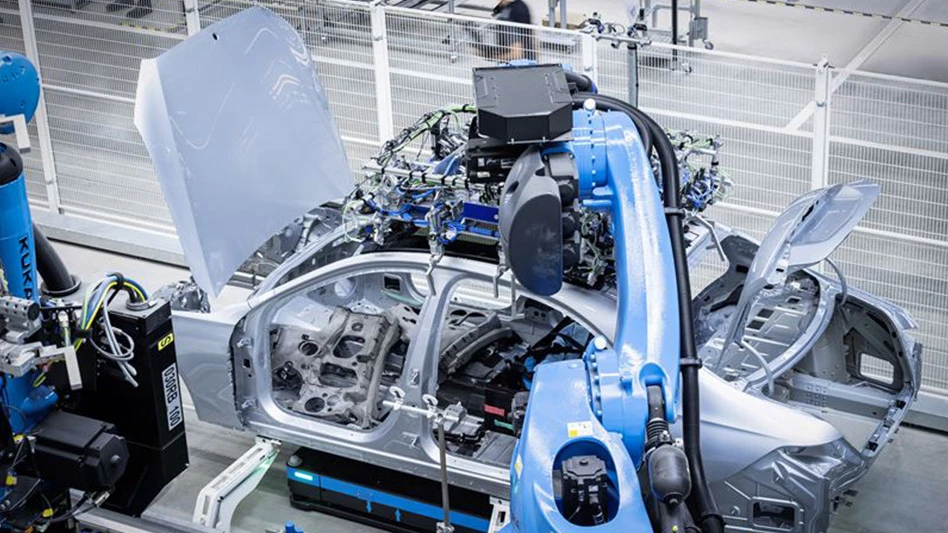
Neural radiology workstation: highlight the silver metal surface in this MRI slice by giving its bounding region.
[173,303,249,429]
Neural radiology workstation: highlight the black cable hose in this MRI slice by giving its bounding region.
[0,143,24,185]
[563,70,595,94]
[33,224,81,297]
[572,92,725,533]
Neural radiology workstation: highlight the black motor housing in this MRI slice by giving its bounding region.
[33,410,129,492]
[557,455,612,526]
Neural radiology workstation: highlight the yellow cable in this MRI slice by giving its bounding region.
[74,280,146,351]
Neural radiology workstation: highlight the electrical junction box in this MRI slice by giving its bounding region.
[68,298,189,516]
[473,65,573,144]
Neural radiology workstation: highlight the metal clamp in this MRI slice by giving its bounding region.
[493,251,508,299]
[383,387,442,420]
[487,498,511,533]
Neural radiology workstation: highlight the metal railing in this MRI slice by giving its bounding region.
[2,0,947,403]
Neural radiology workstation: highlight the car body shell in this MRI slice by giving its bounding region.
[172,221,920,533]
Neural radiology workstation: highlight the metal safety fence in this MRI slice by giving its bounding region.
[2,0,947,406]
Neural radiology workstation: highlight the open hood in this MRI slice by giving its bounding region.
[721,180,879,355]
[135,7,351,297]
[747,180,879,290]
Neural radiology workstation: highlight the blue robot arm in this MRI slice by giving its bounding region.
[1,51,41,302]
[493,74,724,532]
[0,55,38,267]
[0,51,56,437]
[500,107,682,533]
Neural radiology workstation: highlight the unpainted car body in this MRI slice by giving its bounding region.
[173,211,920,533]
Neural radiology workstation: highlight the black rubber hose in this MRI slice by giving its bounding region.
[571,93,652,154]
[639,106,725,533]
[0,143,24,185]
[572,92,724,533]
[563,70,594,93]
[619,102,723,532]
[33,225,81,297]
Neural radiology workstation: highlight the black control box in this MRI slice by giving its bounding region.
[472,64,573,144]
[71,299,188,516]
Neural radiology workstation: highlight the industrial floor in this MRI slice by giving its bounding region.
[55,240,948,533]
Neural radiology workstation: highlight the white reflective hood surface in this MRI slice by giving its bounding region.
[135,7,351,296]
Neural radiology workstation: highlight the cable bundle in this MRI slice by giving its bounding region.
[74,273,148,387]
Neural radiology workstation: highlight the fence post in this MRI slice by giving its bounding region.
[17,0,62,213]
[183,0,202,35]
[370,2,394,143]
[811,56,832,190]
[627,40,640,106]
[581,33,598,87]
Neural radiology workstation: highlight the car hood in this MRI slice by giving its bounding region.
[134,7,351,297]
[748,180,879,290]
[720,180,878,355]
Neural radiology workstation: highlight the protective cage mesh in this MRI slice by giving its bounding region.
[7,0,948,395]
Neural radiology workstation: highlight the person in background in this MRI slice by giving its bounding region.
[489,0,537,61]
